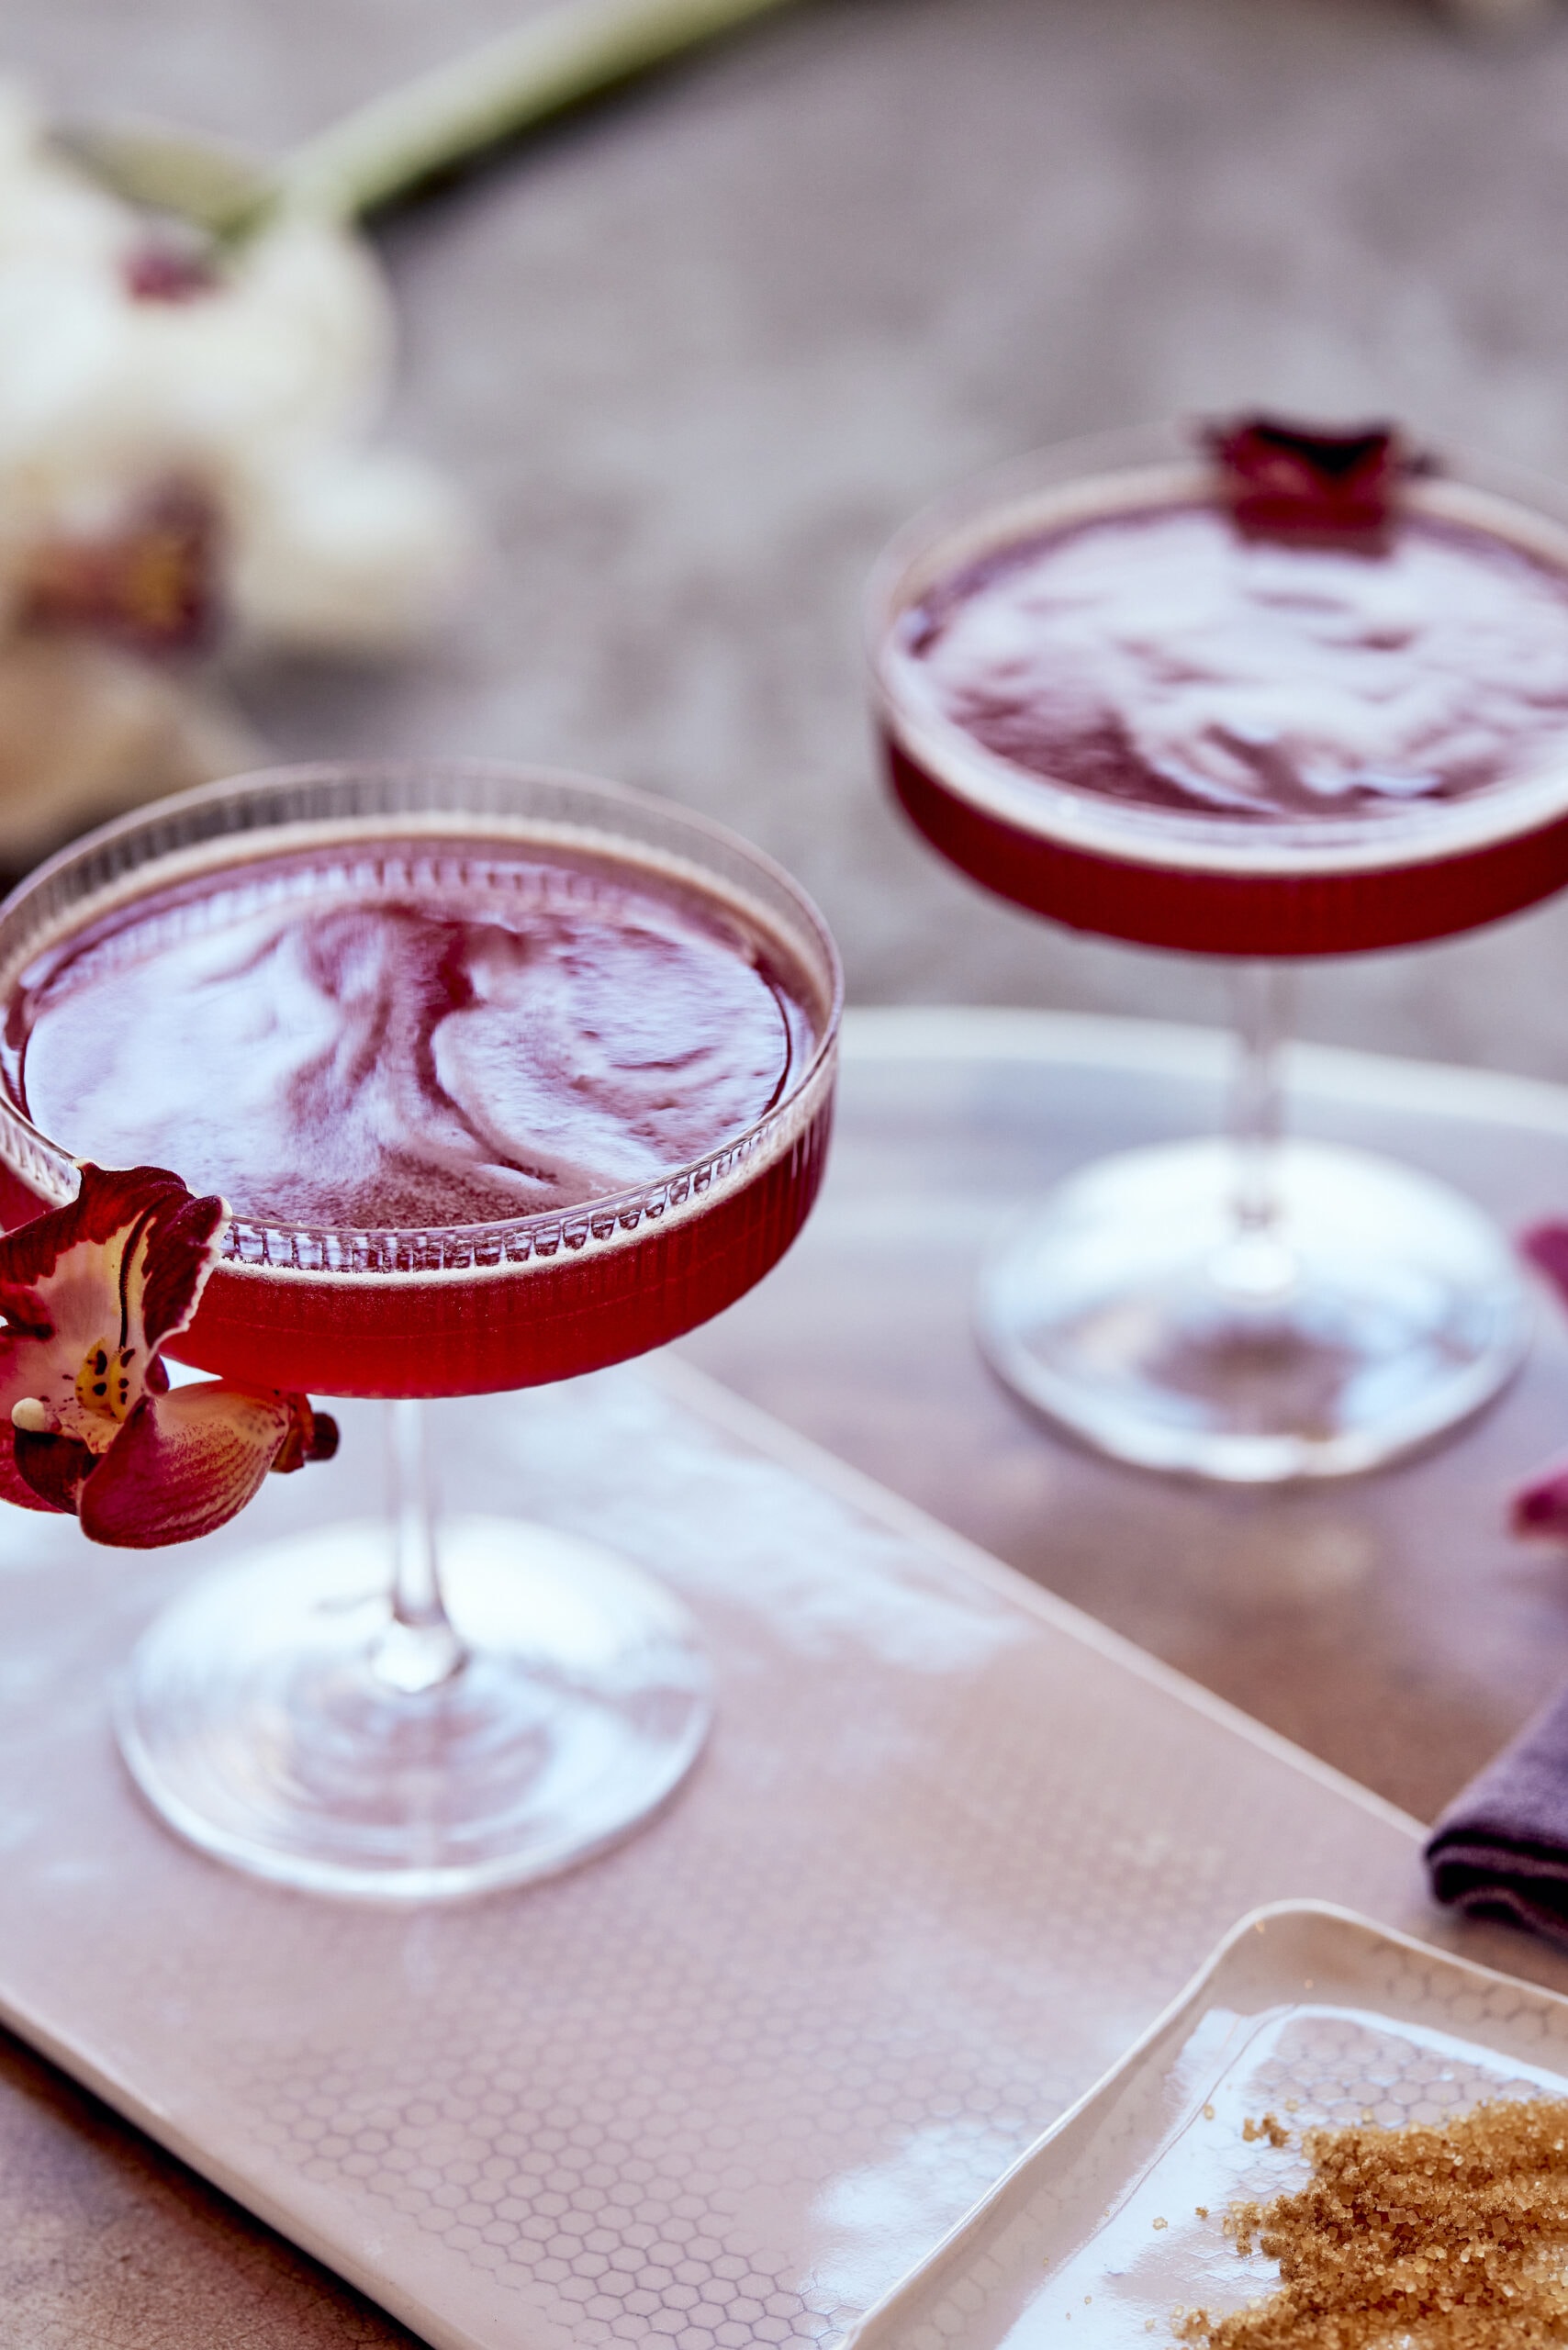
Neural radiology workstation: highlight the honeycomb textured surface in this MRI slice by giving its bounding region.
[0,1367,1454,2349]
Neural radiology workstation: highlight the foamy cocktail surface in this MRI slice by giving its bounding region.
[6,839,820,1232]
[900,501,1568,822]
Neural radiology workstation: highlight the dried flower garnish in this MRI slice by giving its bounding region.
[1204,413,1423,543]
[1513,1224,1568,1537]
[0,1162,336,1548]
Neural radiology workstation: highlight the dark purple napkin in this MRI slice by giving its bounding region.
[1427,1685,1568,1951]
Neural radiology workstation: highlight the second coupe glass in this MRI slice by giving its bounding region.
[869,424,1568,1480]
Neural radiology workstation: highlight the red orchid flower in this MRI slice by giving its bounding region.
[0,1162,336,1548]
[1204,414,1423,543]
[1514,1224,1568,1538]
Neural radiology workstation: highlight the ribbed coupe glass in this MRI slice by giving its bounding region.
[868,423,1568,1481]
[0,763,841,1897]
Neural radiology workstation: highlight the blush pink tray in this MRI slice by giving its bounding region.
[0,1360,1548,2349]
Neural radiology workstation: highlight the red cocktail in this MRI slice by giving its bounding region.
[0,763,841,1896]
[2,811,834,1397]
[870,423,1561,1479]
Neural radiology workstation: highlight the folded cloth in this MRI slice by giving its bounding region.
[1428,1685,1568,1951]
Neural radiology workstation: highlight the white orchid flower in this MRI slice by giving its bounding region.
[0,1,803,867]
[0,81,469,658]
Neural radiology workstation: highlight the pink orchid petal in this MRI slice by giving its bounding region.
[79,1382,294,1550]
[1511,1235,1568,1540]
[1522,1223,1568,1309]
[0,1163,224,1444]
[13,1429,94,1514]
[0,1282,51,1340]
[132,1181,229,1352]
[0,1431,74,1513]
[0,1164,217,1304]
[0,1170,336,1548]
[1514,1463,1568,1539]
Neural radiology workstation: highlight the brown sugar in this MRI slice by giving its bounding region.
[1175,2097,1568,2347]
[1241,2114,1291,2150]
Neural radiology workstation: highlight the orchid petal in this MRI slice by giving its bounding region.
[0,1427,73,1512]
[14,1428,93,1514]
[0,1167,335,1546]
[1514,1464,1568,1539]
[78,1382,296,1549]
[1522,1223,1568,1309]
[0,1162,224,1450]
[1509,1232,1568,1543]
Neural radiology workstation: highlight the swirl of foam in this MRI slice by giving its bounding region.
[17,851,805,1228]
[910,504,1568,820]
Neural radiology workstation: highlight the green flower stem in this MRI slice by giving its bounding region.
[279,0,802,224]
[60,0,804,240]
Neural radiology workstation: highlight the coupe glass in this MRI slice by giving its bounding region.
[868,423,1568,1482]
[0,763,841,1897]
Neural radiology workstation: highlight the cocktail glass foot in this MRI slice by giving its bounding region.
[977,1135,1529,1483]
[116,1512,712,1901]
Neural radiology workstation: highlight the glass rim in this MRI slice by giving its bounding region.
[0,757,844,1279]
[866,417,1568,880]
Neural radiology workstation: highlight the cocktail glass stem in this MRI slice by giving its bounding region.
[1214,961,1298,1303]
[372,1396,466,1695]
